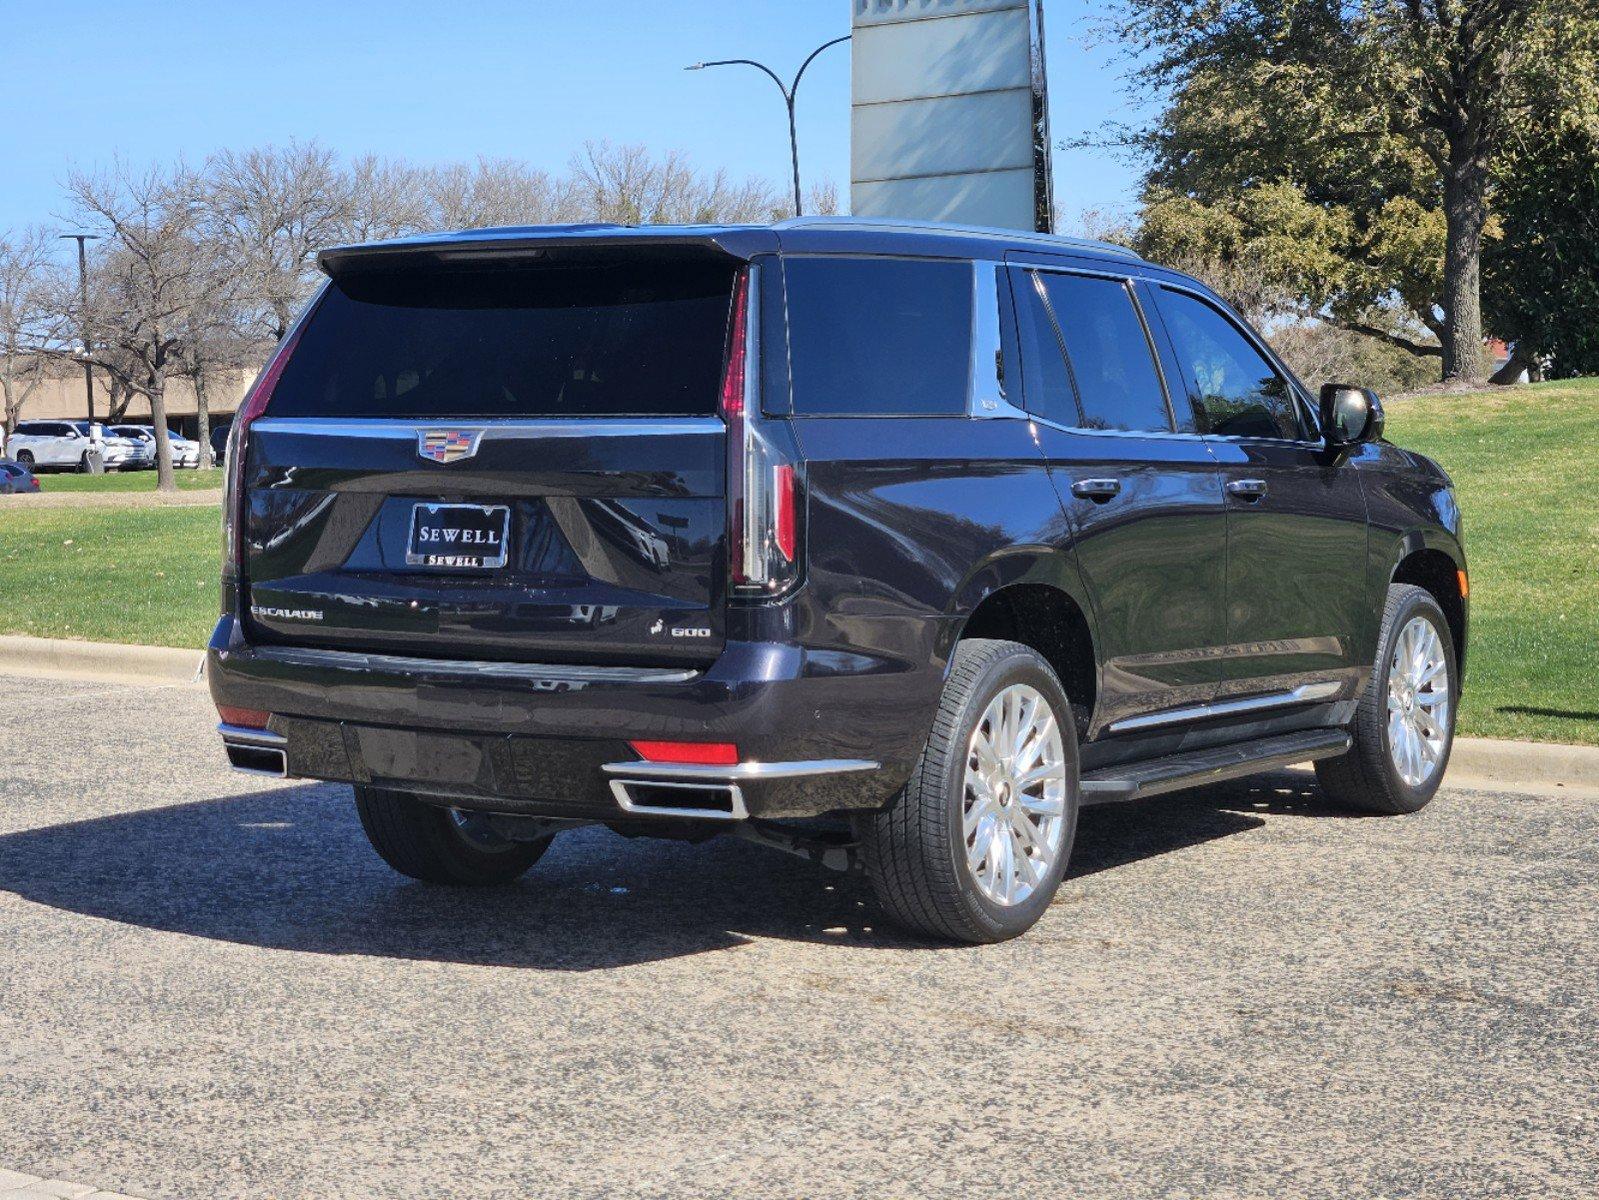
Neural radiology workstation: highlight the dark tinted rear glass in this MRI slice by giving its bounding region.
[268,259,736,419]
[1035,273,1172,433]
[785,257,972,415]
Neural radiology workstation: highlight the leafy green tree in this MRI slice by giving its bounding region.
[1485,124,1599,377]
[1103,0,1599,382]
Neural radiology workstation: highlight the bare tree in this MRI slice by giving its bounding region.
[173,235,248,469]
[423,157,580,229]
[0,227,59,440]
[67,160,222,491]
[204,141,347,341]
[341,154,432,243]
[569,141,785,225]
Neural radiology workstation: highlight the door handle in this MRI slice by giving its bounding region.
[1226,478,1268,501]
[1071,477,1122,501]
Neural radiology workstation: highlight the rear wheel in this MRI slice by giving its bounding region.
[858,638,1079,943]
[1316,584,1457,814]
[353,786,551,884]
[15,450,33,468]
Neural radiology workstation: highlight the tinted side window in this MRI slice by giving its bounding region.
[1013,271,1081,427]
[786,257,973,415]
[1159,289,1303,439]
[1036,273,1171,433]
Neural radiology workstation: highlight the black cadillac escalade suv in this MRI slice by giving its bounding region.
[209,217,1467,943]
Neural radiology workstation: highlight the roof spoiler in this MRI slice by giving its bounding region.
[317,225,776,279]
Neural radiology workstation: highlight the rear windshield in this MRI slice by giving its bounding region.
[268,258,736,419]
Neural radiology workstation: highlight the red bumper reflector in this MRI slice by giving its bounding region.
[217,705,271,729]
[629,740,740,766]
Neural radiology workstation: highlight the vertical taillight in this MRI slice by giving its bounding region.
[223,325,303,580]
[722,266,801,597]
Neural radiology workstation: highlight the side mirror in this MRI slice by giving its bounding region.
[1319,383,1384,447]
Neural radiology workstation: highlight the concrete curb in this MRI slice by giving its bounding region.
[0,634,204,688]
[1448,736,1599,795]
[0,636,1594,789]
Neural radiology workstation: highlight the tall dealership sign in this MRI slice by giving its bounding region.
[850,0,1053,232]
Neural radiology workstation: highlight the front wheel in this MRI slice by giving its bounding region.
[1316,583,1458,814]
[15,450,34,468]
[857,639,1080,943]
[354,786,551,884]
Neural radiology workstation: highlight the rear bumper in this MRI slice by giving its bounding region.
[206,614,943,818]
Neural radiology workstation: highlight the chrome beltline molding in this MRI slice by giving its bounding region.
[1105,681,1344,735]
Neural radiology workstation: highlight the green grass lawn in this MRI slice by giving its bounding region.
[0,379,1595,745]
[1386,378,1599,745]
[0,506,221,649]
[35,468,223,493]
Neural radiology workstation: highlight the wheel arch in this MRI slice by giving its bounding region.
[952,576,1098,740]
[1389,542,1467,672]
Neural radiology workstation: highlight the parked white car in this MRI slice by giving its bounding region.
[164,429,204,468]
[113,425,199,469]
[2,420,144,472]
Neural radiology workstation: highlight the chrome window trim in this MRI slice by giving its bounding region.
[1105,681,1345,734]
[970,260,1032,420]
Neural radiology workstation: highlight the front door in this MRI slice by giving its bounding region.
[1007,264,1230,735]
[1147,283,1370,696]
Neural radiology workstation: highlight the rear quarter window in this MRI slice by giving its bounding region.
[784,257,973,416]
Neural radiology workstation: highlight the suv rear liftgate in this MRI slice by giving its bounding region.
[214,230,881,821]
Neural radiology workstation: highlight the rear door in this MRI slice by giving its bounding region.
[240,247,741,667]
[1148,283,1369,691]
[1007,263,1231,733]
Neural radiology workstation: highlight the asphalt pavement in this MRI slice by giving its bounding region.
[1,675,1594,1199]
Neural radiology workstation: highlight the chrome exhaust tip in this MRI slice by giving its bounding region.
[608,779,748,820]
[218,723,289,778]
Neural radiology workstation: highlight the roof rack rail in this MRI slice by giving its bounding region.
[772,215,1142,261]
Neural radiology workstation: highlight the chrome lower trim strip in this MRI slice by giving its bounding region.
[217,722,287,747]
[601,758,880,783]
[249,644,700,686]
[1106,681,1344,735]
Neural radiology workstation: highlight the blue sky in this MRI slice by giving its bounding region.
[1,0,1146,246]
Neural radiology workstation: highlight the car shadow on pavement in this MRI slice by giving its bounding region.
[0,770,1339,968]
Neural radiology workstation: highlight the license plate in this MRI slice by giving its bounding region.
[406,503,511,570]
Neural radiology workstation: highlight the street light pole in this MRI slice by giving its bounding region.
[58,233,99,423]
[687,34,850,217]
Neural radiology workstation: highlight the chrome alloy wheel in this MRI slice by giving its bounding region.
[962,683,1069,906]
[1387,615,1451,787]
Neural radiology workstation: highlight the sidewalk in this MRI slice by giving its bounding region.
[0,490,219,509]
[0,1168,142,1200]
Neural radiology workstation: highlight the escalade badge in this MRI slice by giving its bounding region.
[417,429,484,464]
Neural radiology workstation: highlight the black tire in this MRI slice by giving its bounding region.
[857,638,1080,944]
[15,450,33,468]
[1316,584,1458,814]
[353,786,551,884]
